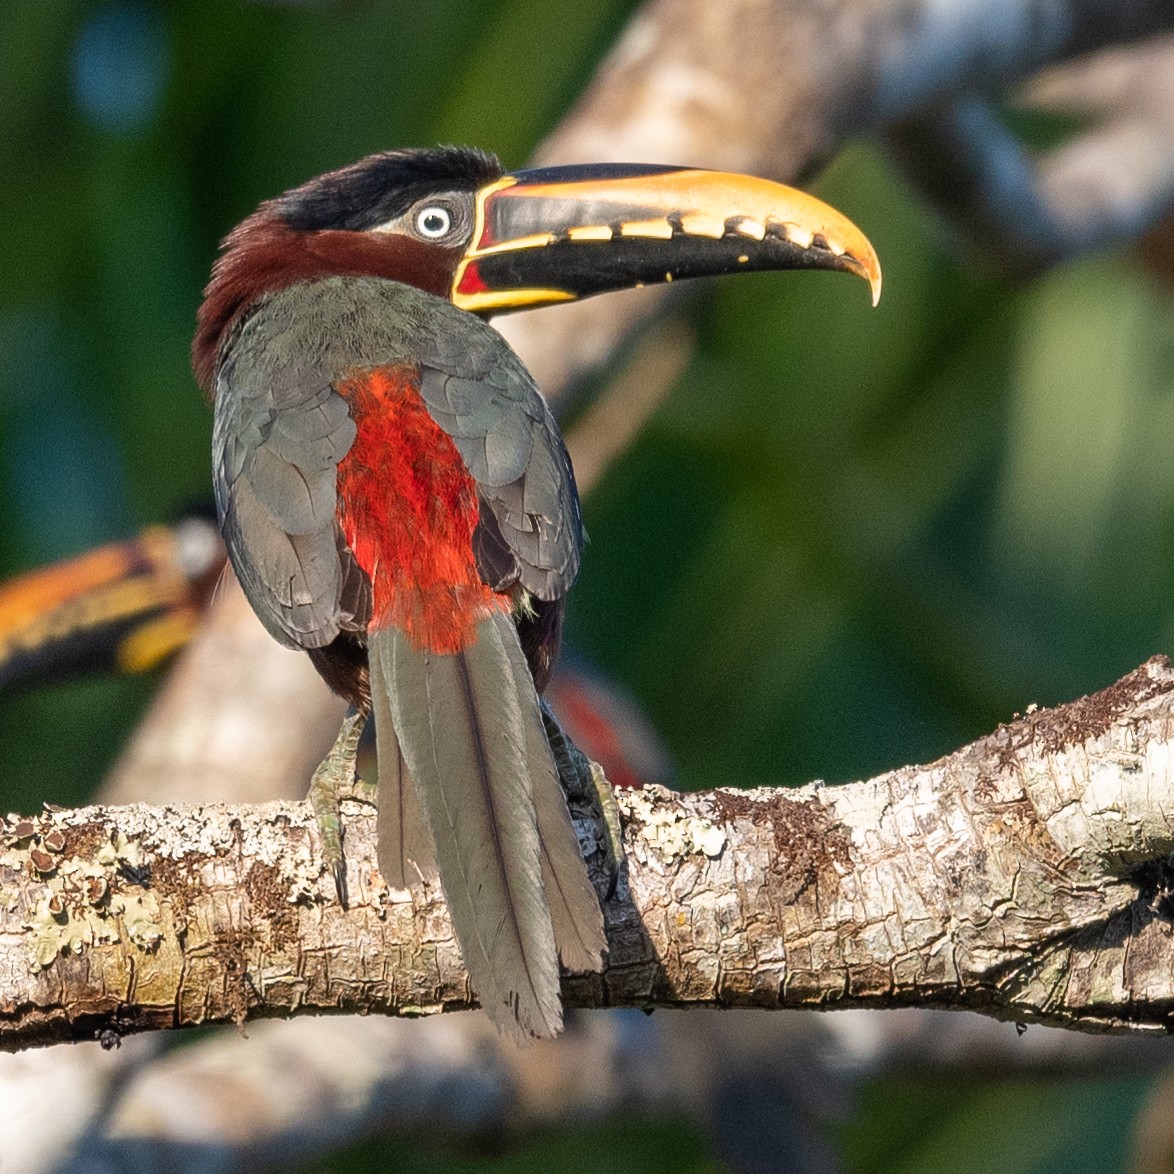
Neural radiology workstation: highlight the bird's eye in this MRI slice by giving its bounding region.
[415,206,453,239]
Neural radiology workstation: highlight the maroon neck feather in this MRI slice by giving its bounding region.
[192,209,458,394]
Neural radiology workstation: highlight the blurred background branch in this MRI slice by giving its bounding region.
[4,0,1174,1171]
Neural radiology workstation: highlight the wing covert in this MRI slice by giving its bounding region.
[212,307,358,650]
[417,333,582,604]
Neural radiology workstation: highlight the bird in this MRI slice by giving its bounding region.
[0,515,224,692]
[191,146,880,1039]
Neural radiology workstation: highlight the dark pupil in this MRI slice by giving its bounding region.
[423,212,446,234]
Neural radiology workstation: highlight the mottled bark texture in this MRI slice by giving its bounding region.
[6,657,1174,1050]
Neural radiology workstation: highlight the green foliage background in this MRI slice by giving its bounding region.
[2,1,1172,1169]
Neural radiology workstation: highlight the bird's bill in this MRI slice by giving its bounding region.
[451,163,881,315]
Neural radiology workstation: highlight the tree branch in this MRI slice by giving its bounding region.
[6,658,1174,1049]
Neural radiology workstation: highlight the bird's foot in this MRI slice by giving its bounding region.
[308,708,367,909]
[540,699,625,898]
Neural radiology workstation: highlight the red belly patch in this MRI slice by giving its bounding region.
[335,366,507,653]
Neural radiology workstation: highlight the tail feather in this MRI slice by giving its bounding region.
[498,622,606,974]
[369,688,434,889]
[370,609,593,1040]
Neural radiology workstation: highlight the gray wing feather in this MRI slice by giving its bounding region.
[212,306,358,649]
[418,357,581,603]
[471,501,520,593]
[216,449,349,648]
